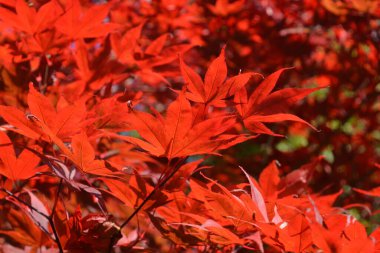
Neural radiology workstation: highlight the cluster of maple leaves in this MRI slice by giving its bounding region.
[0,0,379,252]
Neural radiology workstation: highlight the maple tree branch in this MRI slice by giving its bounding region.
[47,179,64,252]
[48,178,63,253]
[156,159,172,184]
[48,179,64,253]
[0,188,50,220]
[107,158,186,253]
[48,215,64,253]
[0,188,64,253]
[51,179,63,216]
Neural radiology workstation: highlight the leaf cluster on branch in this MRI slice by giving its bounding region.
[0,0,379,252]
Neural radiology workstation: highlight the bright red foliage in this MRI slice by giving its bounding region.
[0,0,379,252]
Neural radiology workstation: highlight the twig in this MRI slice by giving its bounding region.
[48,215,64,253]
[49,179,64,253]
[107,158,185,252]
[51,179,63,215]
[1,183,64,253]
[0,188,50,220]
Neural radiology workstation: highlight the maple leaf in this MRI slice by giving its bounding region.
[0,0,61,35]
[371,227,380,252]
[0,131,45,180]
[62,131,111,176]
[174,218,245,245]
[42,155,104,198]
[188,177,250,221]
[188,172,270,226]
[0,86,113,175]
[0,84,87,144]
[240,166,269,222]
[321,0,349,15]
[180,47,258,106]
[207,0,245,16]
[311,217,375,253]
[0,105,41,140]
[87,95,133,132]
[0,1,64,55]
[0,208,51,248]
[55,0,120,39]
[136,40,193,86]
[164,174,276,250]
[351,0,379,14]
[258,161,281,201]
[340,219,375,252]
[102,176,152,209]
[0,0,376,251]
[353,187,380,197]
[115,91,243,159]
[65,38,127,94]
[6,191,51,236]
[102,172,168,212]
[0,0,15,8]
[148,213,202,246]
[65,209,121,252]
[110,23,144,65]
[111,24,193,86]
[309,221,338,253]
[278,213,313,253]
[277,156,323,197]
[235,68,326,136]
[165,159,204,191]
[27,84,87,141]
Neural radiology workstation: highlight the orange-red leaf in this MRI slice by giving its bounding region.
[68,132,110,175]
[0,131,43,180]
[259,161,280,201]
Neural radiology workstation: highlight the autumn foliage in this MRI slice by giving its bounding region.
[0,0,379,252]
